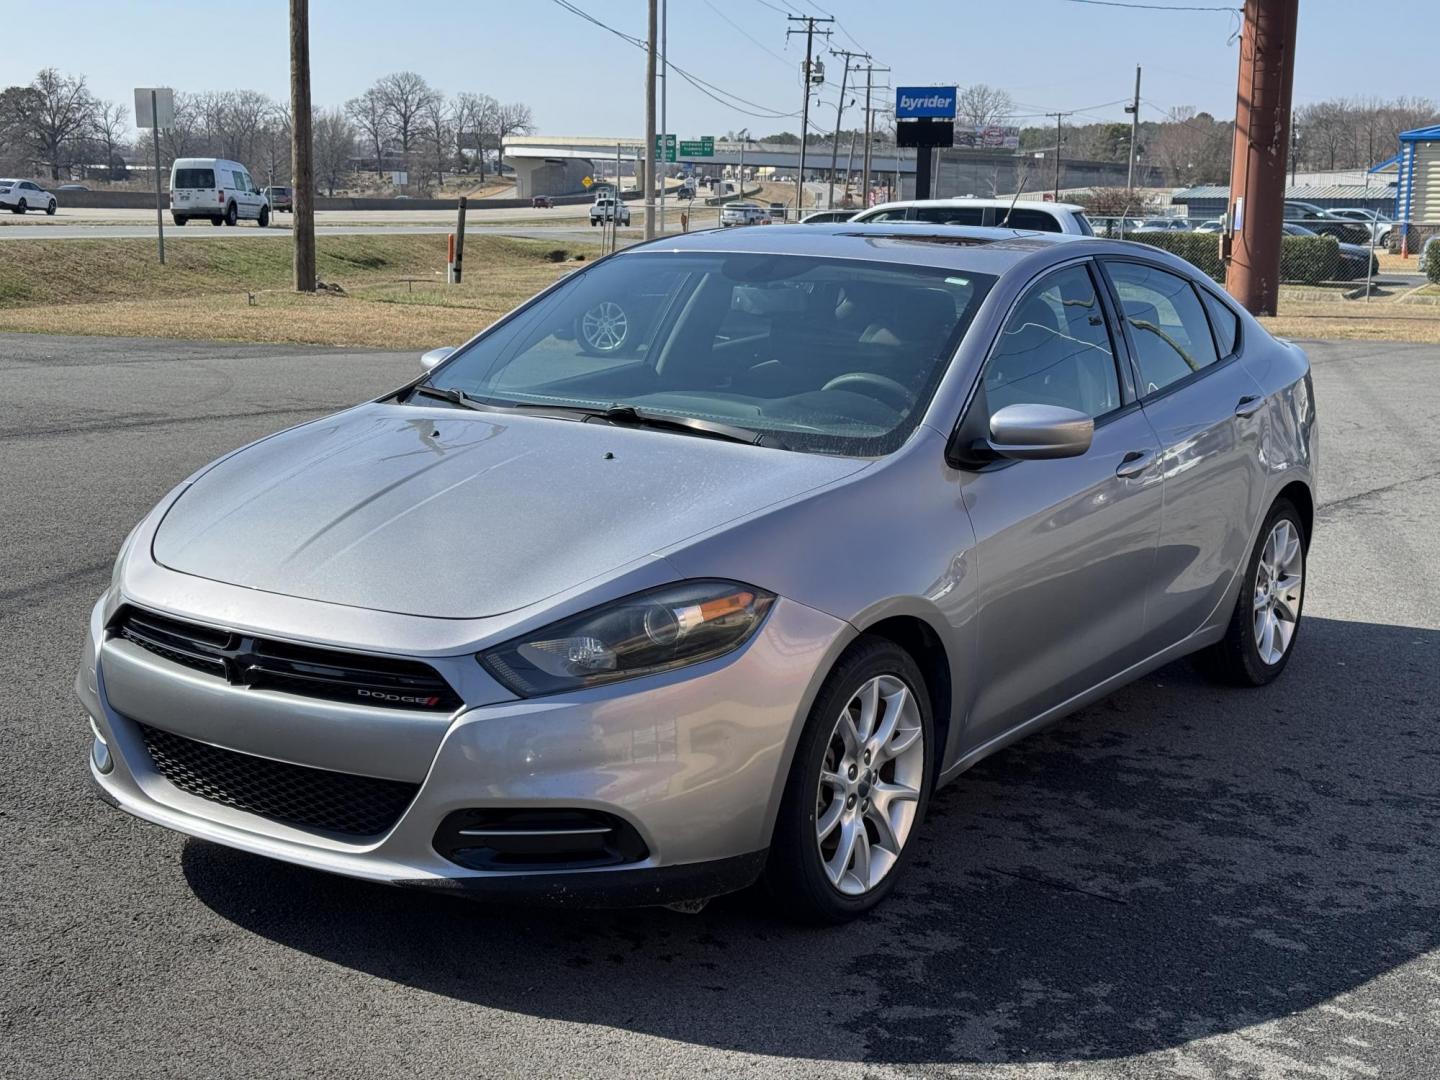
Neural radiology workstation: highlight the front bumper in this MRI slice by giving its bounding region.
[78,592,851,905]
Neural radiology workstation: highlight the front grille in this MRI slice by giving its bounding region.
[139,723,419,836]
[113,607,461,712]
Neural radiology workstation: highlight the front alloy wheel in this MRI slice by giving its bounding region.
[815,675,925,896]
[766,636,934,922]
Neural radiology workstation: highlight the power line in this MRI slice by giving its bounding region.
[1057,0,1239,11]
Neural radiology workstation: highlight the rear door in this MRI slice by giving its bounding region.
[1099,258,1267,647]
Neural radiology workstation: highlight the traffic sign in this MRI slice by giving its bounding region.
[679,137,715,157]
[133,87,174,130]
[654,133,677,162]
[582,175,594,188]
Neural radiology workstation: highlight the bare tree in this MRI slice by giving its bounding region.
[420,94,451,189]
[375,71,440,165]
[93,99,129,180]
[312,107,357,196]
[452,91,497,177]
[10,69,94,179]
[1150,107,1229,185]
[221,89,276,165]
[345,87,389,180]
[955,83,1013,128]
[161,92,202,169]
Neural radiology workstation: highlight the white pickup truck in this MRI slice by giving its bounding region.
[590,197,631,227]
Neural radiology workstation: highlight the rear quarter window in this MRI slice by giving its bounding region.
[1200,290,1240,357]
[1003,208,1062,233]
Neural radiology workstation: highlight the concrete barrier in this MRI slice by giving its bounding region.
[48,189,612,212]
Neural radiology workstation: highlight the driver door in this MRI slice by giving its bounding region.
[960,261,1165,744]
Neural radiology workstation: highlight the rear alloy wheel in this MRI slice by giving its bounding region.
[172,215,187,226]
[46,200,56,216]
[210,216,223,227]
[1196,499,1305,686]
[766,637,933,922]
[224,202,238,226]
[14,199,26,215]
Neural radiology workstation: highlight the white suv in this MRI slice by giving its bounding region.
[170,157,270,227]
[0,179,57,215]
[851,198,1094,235]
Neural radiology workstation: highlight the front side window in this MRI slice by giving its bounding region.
[1105,261,1221,395]
[981,264,1121,420]
[423,252,996,456]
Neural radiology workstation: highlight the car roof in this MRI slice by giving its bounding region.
[860,197,1087,214]
[620,222,1105,276]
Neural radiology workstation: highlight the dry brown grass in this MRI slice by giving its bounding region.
[0,233,598,349]
[1261,299,1440,344]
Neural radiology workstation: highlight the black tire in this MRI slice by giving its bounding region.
[257,205,270,228]
[224,202,238,226]
[210,216,223,227]
[172,214,187,226]
[764,636,935,924]
[15,199,26,215]
[46,200,56,216]
[1194,498,1306,687]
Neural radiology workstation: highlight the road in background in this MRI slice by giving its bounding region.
[4,334,1439,1079]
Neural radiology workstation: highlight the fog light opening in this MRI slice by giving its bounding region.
[89,717,113,775]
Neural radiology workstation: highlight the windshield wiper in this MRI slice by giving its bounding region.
[409,383,488,411]
[584,404,786,449]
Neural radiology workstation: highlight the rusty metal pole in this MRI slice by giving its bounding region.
[290,0,315,292]
[1225,0,1299,316]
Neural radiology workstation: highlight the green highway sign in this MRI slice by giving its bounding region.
[678,137,715,157]
[654,133,677,162]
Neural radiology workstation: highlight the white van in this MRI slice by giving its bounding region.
[170,158,270,227]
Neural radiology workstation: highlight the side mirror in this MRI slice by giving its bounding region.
[987,403,1094,460]
[420,346,456,370]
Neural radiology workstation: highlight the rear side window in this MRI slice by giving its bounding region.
[1105,262,1220,396]
[174,169,215,188]
[913,206,984,226]
[1200,290,1239,358]
[1001,208,1062,233]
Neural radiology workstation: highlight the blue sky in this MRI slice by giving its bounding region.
[5,0,1435,138]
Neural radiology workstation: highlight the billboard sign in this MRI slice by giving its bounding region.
[953,124,1021,150]
[654,133,677,162]
[895,86,956,120]
[679,137,715,157]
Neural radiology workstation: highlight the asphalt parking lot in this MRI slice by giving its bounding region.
[3,332,1438,1079]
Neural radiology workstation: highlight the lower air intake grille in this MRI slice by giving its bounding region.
[138,724,418,837]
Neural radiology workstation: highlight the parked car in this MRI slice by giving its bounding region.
[531,195,554,209]
[1282,201,1369,244]
[170,157,270,227]
[82,223,1316,922]
[720,202,771,227]
[590,197,631,227]
[0,179,56,215]
[1133,217,1193,232]
[801,209,857,224]
[265,186,294,212]
[1327,208,1392,246]
[851,198,1094,235]
[1194,219,1224,233]
[1282,222,1378,280]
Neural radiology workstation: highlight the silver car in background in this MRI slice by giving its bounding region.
[79,224,1316,922]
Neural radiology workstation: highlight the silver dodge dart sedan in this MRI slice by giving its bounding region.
[79,224,1316,922]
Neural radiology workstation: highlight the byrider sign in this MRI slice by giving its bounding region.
[895,87,957,120]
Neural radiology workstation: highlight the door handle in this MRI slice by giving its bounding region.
[1234,395,1264,418]
[1115,449,1158,478]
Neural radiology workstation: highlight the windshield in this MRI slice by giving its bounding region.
[422,251,995,456]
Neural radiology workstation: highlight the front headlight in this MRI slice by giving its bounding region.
[480,580,775,698]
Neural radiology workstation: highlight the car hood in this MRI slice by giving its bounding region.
[152,402,867,619]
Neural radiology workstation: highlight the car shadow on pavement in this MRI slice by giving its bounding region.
[184,615,1440,1067]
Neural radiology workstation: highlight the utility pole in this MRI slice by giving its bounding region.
[1125,65,1141,190]
[828,49,866,210]
[290,0,315,292]
[658,0,667,235]
[787,15,833,215]
[1045,111,1071,201]
[643,0,658,239]
[1290,119,1298,186]
[1226,0,1300,316]
[858,63,888,206]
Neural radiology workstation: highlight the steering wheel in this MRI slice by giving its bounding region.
[821,372,912,411]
